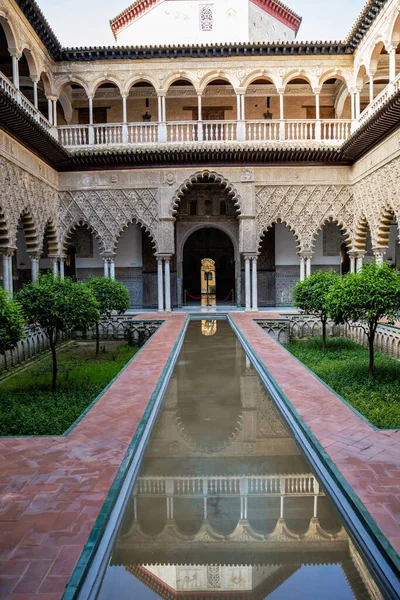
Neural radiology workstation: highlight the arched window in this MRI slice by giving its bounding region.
[200,5,213,31]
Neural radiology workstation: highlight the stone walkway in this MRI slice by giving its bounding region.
[231,313,400,556]
[0,314,185,600]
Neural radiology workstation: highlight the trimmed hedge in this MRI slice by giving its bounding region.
[0,342,137,436]
[285,337,400,429]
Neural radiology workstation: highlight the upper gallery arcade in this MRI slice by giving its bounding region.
[0,0,400,312]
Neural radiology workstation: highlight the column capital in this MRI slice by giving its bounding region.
[31,76,40,84]
[277,87,285,95]
[298,251,312,259]
[0,247,15,257]
[9,50,21,60]
[386,41,399,53]
[28,252,41,261]
[312,87,322,95]
[100,252,116,259]
[121,91,129,99]
[157,90,167,97]
[372,247,387,257]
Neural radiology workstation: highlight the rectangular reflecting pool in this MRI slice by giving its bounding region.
[96,320,385,599]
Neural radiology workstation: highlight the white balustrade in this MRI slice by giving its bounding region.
[135,474,319,497]
[202,120,237,142]
[167,121,199,143]
[246,120,281,141]
[358,72,400,128]
[93,123,123,145]
[128,123,158,144]
[285,120,316,141]
[0,71,52,132]
[321,120,352,142]
[58,125,89,147]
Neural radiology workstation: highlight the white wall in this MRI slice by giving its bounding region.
[116,0,249,46]
[115,223,143,268]
[75,239,103,268]
[248,3,296,43]
[275,223,299,265]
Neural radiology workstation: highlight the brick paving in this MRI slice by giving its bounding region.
[0,314,185,600]
[1,311,399,598]
[232,313,400,557]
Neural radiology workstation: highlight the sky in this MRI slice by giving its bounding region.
[35,0,367,48]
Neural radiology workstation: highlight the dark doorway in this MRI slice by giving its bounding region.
[183,228,235,303]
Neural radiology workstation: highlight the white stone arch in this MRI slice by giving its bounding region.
[89,76,124,97]
[114,217,158,254]
[310,216,352,251]
[171,170,242,217]
[375,204,396,249]
[55,75,90,98]
[38,70,53,97]
[281,70,317,90]
[257,218,301,253]
[317,70,352,91]
[366,39,387,74]
[124,74,160,96]
[40,219,59,256]
[13,209,41,254]
[335,82,350,118]
[163,72,200,93]
[0,13,18,52]
[20,46,40,79]
[241,71,281,92]
[389,5,400,45]
[352,215,371,253]
[199,71,238,93]
[61,219,106,255]
[177,221,239,266]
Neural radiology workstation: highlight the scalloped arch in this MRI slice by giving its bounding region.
[114,218,158,253]
[258,219,301,252]
[61,220,105,255]
[311,216,352,249]
[171,170,242,217]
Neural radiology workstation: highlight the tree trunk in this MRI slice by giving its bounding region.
[3,352,7,370]
[368,327,375,379]
[50,338,57,392]
[322,318,327,351]
[96,321,100,356]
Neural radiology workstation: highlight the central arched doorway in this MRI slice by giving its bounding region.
[183,227,235,304]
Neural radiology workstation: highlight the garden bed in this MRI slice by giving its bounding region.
[0,341,138,436]
[285,337,400,429]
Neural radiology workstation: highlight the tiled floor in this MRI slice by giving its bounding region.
[0,314,186,600]
[0,311,399,599]
[231,313,400,556]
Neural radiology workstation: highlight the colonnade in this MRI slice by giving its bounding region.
[157,255,172,312]
[1,251,66,297]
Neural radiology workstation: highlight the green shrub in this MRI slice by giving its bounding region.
[286,336,400,429]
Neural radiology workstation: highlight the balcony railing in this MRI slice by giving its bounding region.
[0,71,52,133]
[57,118,353,148]
[1,68,398,152]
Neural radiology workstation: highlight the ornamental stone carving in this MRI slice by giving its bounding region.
[255,184,354,253]
[0,157,59,251]
[59,188,159,253]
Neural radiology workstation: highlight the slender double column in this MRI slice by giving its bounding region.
[299,253,312,281]
[156,255,172,312]
[244,254,258,312]
[102,255,116,280]
[30,254,41,282]
[2,252,14,297]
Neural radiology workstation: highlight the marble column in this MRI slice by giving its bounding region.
[306,256,312,278]
[164,258,171,312]
[356,253,365,273]
[300,256,305,282]
[109,258,116,281]
[59,257,65,280]
[52,99,57,127]
[369,73,374,104]
[11,52,20,89]
[389,45,398,83]
[47,98,53,124]
[7,255,13,297]
[197,94,203,142]
[349,252,356,274]
[2,254,9,293]
[32,78,38,109]
[103,258,109,278]
[245,256,251,311]
[373,249,386,266]
[31,256,40,281]
[51,258,58,277]
[157,258,164,312]
[251,256,258,311]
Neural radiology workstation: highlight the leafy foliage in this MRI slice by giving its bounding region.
[17,276,100,390]
[0,342,137,436]
[87,277,130,354]
[293,270,339,350]
[0,288,25,367]
[286,337,400,429]
[326,263,400,376]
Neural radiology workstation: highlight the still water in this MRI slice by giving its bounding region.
[97,320,383,599]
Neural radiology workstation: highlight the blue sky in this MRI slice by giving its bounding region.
[36,0,367,47]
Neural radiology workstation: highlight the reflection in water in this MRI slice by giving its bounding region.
[201,319,217,337]
[97,321,383,600]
